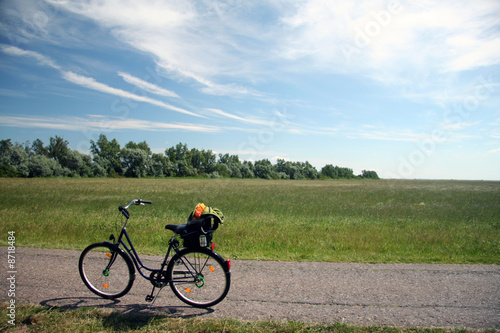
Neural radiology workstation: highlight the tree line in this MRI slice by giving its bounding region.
[0,134,379,180]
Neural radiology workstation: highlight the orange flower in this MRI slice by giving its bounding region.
[194,203,206,219]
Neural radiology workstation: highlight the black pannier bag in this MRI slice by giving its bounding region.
[180,204,224,248]
[181,217,213,248]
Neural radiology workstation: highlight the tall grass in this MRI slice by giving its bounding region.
[0,178,498,263]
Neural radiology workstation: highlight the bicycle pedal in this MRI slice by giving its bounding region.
[145,295,154,302]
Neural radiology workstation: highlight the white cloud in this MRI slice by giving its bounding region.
[61,71,200,117]
[46,0,280,96]
[158,62,261,97]
[347,128,423,142]
[42,0,500,105]
[0,44,61,70]
[204,108,270,126]
[0,114,220,132]
[0,44,202,117]
[279,0,500,80]
[0,89,27,98]
[118,72,180,98]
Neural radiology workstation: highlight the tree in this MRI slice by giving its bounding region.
[0,136,381,180]
[165,143,197,176]
[191,148,216,175]
[31,139,48,156]
[90,134,123,176]
[47,136,70,166]
[303,161,319,179]
[166,143,191,164]
[0,139,29,177]
[150,153,175,177]
[321,164,338,179]
[176,159,196,177]
[216,163,231,178]
[338,167,354,179]
[201,149,217,174]
[240,162,255,179]
[125,140,152,155]
[228,162,243,178]
[218,153,240,165]
[254,159,277,179]
[121,148,150,178]
[218,154,244,178]
[62,150,93,177]
[91,158,108,177]
[361,170,380,179]
[28,154,65,177]
[275,159,320,180]
[320,164,354,179]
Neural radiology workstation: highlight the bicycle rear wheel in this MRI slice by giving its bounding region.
[167,247,230,308]
[79,242,135,299]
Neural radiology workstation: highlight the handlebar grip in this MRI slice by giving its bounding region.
[118,206,130,219]
[136,199,152,205]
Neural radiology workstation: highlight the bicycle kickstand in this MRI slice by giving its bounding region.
[145,286,164,306]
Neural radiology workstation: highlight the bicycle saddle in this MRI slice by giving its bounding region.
[165,223,187,234]
[166,218,205,233]
[166,215,221,237]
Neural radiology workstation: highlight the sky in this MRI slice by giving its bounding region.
[0,0,499,180]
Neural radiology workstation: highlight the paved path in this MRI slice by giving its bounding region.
[1,247,499,329]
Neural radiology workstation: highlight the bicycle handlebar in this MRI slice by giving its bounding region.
[119,199,152,219]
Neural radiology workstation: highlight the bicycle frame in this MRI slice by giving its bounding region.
[110,217,178,283]
[79,199,231,307]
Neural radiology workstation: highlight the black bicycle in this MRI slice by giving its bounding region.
[78,199,231,308]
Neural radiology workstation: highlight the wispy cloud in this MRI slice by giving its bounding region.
[61,71,200,117]
[42,0,500,107]
[0,44,61,70]
[159,63,261,97]
[0,44,201,117]
[204,108,270,126]
[279,0,500,78]
[0,114,220,132]
[118,72,180,98]
[0,89,27,98]
[488,147,500,153]
[47,1,279,97]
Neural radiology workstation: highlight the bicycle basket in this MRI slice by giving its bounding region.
[181,204,224,248]
[181,217,213,248]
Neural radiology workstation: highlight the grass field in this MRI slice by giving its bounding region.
[3,302,495,333]
[0,178,499,264]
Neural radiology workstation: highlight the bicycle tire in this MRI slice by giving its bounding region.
[79,242,135,299]
[166,247,230,308]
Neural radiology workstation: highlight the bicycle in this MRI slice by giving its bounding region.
[78,199,231,308]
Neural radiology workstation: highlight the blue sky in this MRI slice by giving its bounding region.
[1,0,499,180]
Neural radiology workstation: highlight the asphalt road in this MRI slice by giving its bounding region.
[1,247,499,329]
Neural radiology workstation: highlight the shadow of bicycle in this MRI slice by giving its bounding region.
[40,296,215,327]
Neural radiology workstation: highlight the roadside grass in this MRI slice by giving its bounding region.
[0,178,498,264]
[1,302,497,333]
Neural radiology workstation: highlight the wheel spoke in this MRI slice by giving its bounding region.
[167,248,230,308]
[79,243,135,299]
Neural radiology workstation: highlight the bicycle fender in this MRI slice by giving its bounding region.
[211,250,231,273]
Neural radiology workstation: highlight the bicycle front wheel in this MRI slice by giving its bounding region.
[167,247,231,308]
[79,242,135,299]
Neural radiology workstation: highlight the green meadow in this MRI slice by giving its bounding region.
[0,178,499,264]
